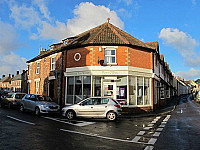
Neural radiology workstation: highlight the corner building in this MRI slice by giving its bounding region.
[63,22,155,111]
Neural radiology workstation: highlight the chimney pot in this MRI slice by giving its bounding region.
[2,75,5,78]
[16,71,20,75]
[9,74,11,77]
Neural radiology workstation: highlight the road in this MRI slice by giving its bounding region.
[0,95,199,150]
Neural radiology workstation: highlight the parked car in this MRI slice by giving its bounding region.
[62,97,122,121]
[0,93,26,108]
[196,91,200,102]
[20,94,60,116]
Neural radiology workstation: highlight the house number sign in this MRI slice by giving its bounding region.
[74,53,81,61]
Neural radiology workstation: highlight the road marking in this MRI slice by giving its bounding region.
[159,124,165,128]
[153,132,160,137]
[151,121,157,124]
[137,131,145,136]
[7,115,35,125]
[156,128,163,131]
[132,136,141,142]
[144,146,154,150]
[144,127,152,130]
[148,124,154,127]
[42,116,95,127]
[60,129,143,144]
[148,138,157,145]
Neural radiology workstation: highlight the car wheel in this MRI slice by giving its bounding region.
[107,111,117,121]
[66,110,75,120]
[35,107,40,116]
[20,105,24,112]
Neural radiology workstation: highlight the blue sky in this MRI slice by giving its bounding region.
[0,0,200,80]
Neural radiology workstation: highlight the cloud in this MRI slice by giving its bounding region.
[66,2,124,37]
[0,53,27,76]
[159,28,198,57]
[35,21,68,41]
[10,3,42,29]
[0,21,21,54]
[175,68,200,80]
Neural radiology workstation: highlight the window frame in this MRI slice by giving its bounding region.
[51,57,56,71]
[36,62,40,74]
[104,48,116,64]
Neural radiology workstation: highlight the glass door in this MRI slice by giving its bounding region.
[103,82,116,99]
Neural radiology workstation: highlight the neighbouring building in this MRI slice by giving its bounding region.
[11,71,22,92]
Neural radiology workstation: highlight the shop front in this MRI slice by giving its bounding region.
[64,66,153,108]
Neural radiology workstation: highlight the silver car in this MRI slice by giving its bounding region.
[20,94,60,116]
[0,93,26,108]
[62,97,122,121]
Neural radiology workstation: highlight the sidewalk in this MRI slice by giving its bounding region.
[120,96,181,118]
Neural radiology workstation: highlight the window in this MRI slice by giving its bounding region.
[29,64,31,75]
[50,46,53,50]
[36,62,40,74]
[35,81,39,94]
[51,57,56,71]
[64,40,68,45]
[104,49,116,64]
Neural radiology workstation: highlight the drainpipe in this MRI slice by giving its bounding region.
[59,51,64,109]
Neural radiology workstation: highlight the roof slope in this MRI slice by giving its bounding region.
[27,21,156,63]
[68,22,154,49]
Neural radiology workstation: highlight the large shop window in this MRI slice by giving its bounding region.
[104,49,116,64]
[66,76,91,104]
[137,77,143,105]
[129,76,136,105]
[116,76,127,105]
[129,76,151,106]
[93,76,101,96]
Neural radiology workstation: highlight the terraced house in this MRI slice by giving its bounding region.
[27,19,190,111]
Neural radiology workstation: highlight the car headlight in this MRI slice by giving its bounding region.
[40,105,49,109]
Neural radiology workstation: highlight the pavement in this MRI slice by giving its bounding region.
[120,95,185,118]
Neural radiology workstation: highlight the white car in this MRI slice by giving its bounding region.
[62,97,122,121]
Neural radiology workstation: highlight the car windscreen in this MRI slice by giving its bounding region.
[15,94,26,99]
[36,95,53,102]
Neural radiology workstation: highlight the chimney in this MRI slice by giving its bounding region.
[16,71,20,75]
[40,47,46,55]
[12,74,14,78]
[9,74,11,77]
[2,75,5,78]
[22,70,25,73]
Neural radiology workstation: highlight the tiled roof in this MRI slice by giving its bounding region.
[12,74,22,81]
[27,22,156,63]
[0,77,12,83]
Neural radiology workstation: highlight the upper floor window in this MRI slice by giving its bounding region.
[51,57,56,71]
[104,49,116,64]
[28,64,31,76]
[36,62,40,74]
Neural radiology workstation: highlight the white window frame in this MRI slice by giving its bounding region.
[51,57,56,71]
[35,81,39,94]
[36,62,40,74]
[29,64,32,76]
[104,48,116,64]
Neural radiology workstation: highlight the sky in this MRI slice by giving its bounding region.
[0,0,200,80]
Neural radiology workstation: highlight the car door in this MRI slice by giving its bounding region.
[22,94,31,110]
[93,98,109,116]
[76,98,95,117]
[29,95,37,111]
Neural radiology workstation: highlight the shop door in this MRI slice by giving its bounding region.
[103,82,116,99]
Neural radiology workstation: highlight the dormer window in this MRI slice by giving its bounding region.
[50,46,53,50]
[64,40,68,45]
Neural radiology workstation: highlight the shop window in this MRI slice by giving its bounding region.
[144,78,150,105]
[116,76,127,105]
[93,76,101,96]
[104,49,116,64]
[160,87,165,99]
[83,76,91,99]
[137,77,143,105]
[67,77,74,104]
[75,76,82,103]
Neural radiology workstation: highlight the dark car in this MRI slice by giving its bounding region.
[0,93,26,108]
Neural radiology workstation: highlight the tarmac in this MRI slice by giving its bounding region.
[120,95,186,118]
